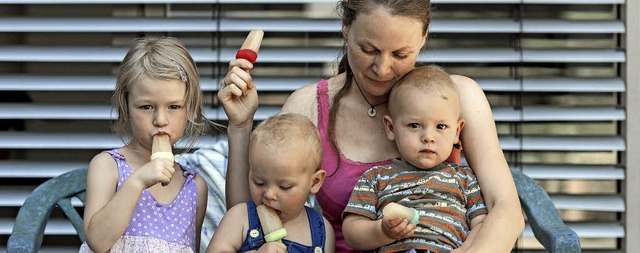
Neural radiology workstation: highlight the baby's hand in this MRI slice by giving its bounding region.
[130,159,175,189]
[381,216,416,240]
[257,241,286,253]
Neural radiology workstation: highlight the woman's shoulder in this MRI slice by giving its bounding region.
[450,74,479,88]
[281,81,321,122]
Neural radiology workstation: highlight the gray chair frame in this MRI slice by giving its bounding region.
[7,167,87,253]
[512,169,581,252]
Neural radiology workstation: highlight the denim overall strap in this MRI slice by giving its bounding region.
[238,200,266,252]
[305,205,325,249]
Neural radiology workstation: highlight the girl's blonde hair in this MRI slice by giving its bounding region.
[112,36,209,148]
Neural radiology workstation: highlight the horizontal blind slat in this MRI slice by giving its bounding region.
[0,47,625,63]
[1,75,624,93]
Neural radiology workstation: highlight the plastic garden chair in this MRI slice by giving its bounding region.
[7,167,87,253]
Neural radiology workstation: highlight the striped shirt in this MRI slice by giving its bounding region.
[343,159,488,253]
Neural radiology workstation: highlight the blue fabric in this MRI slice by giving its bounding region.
[239,200,326,253]
[175,138,229,252]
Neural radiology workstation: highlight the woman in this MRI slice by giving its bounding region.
[218,0,524,252]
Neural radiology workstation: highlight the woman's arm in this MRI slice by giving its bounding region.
[451,75,525,253]
[224,123,253,209]
[217,59,258,209]
[452,214,486,253]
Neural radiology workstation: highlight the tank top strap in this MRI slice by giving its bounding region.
[305,205,326,249]
[104,149,125,161]
[178,162,199,183]
[103,149,131,188]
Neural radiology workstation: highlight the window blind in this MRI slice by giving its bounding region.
[0,1,633,252]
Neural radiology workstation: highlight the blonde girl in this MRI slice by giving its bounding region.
[81,37,209,253]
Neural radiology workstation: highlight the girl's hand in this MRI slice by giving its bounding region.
[257,241,287,253]
[130,159,175,189]
[217,58,258,128]
[381,217,416,240]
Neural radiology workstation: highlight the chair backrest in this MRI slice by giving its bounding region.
[7,167,87,253]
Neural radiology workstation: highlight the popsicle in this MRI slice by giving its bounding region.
[151,135,174,161]
[382,202,419,225]
[151,135,174,186]
[256,204,287,242]
[235,29,264,64]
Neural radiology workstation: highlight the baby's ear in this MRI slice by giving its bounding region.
[309,169,326,194]
[383,115,396,141]
[455,118,465,143]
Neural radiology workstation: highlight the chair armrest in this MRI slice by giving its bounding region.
[7,168,87,253]
[7,192,51,253]
[7,233,40,253]
[511,169,581,253]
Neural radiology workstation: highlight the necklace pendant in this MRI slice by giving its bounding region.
[368,107,377,117]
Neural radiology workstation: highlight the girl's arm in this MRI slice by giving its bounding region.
[82,153,145,252]
[217,59,257,210]
[195,174,209,253]
[83,152,175,252]
[451,75,525,252]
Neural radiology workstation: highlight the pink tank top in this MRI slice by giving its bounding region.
[314,79,462,252]
[315,80,391,252]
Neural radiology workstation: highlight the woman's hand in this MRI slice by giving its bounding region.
[217,58,258,128]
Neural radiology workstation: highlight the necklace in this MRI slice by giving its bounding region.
[354,79,387,117]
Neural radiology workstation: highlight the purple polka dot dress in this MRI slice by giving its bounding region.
[79,150,199,253]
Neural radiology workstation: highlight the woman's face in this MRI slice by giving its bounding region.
[343,7,427,98]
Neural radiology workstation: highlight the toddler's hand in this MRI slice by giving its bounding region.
[257,241,286,253]
[381,216,416,240]
[130,159,175,189]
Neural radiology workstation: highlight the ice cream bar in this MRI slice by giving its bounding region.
[382,202,419,224]
[256,204,287,242]
[151,135,174,162]
[235,29,264,64]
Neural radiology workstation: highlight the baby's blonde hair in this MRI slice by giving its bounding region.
[389,65,460,117]
[250,113,322,172]
[112,36,209,148]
